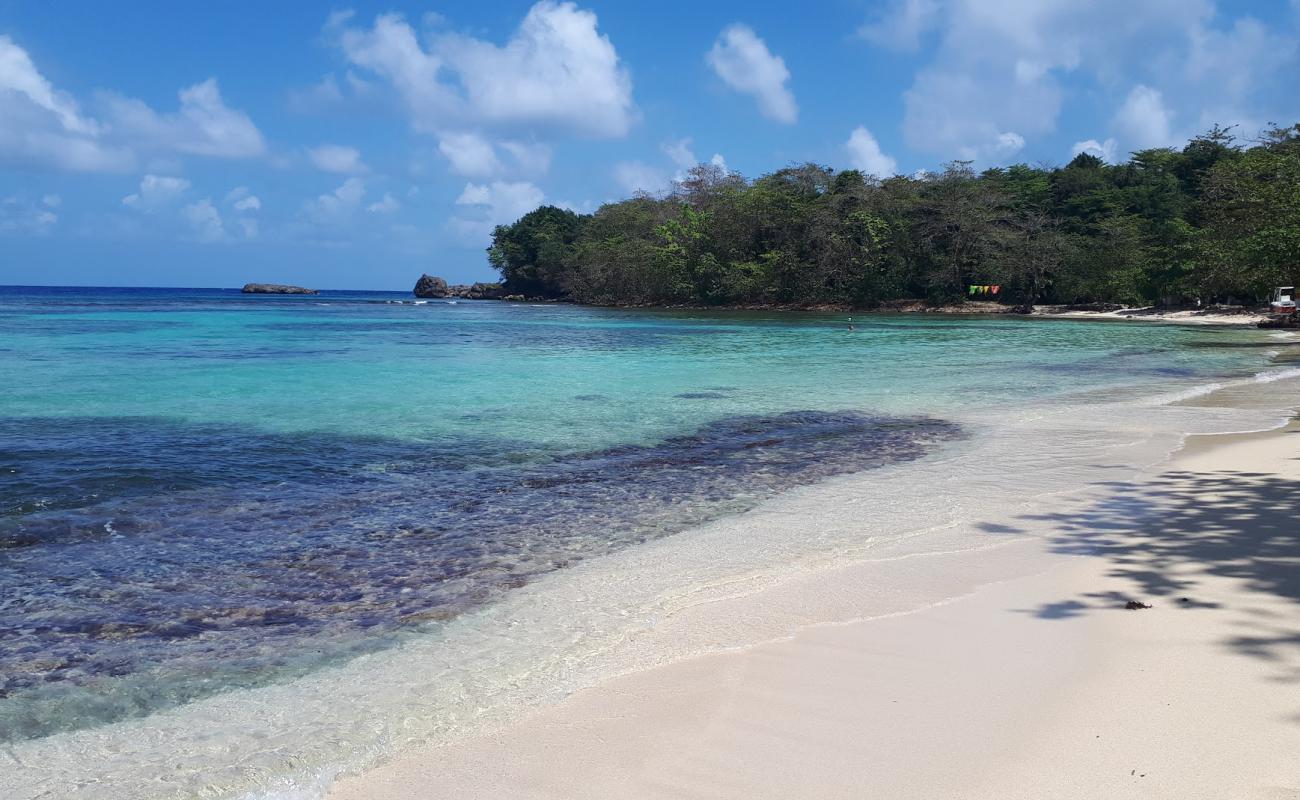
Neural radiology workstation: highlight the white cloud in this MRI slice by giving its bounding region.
[499,140,553,176]
[337,2,634,139]
[1113,84,1177,149]
[122,174,191,211]
[706,24,797,124]
[42,193,61,208]
[437,134,553,178]
[613,161,670,195]
[709,153,728,171]
[845,126,898,176]
[0,35,134,172]
[367,192,401,213]
[0,36,265,172]
[451,180,544,242]
[102,78,265,159]
[304,177,366,224]
[233,195,261,212]
[288,74,344,112]
[307,144,368,174]
[438,132,502,177]
[884,0,1297,162]
[0,195,58,235]
[662,138,697,172]
[995,131,1025,157]
[858,0,942,51]
[182,199,226,242]
[1071,137,1119,163]
[0,36,97,135]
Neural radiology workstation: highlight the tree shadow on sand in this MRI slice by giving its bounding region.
[989,468,1300,685]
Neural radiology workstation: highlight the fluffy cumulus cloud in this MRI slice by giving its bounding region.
[0,36,264,172]
[706,24,797,124]
[304,177,367,225]
[1113,84,1178,149]
[182,199,226,242]
[858,0,942,51]
[0,35,134,171]
[871,0,1299,162]
[845,126,898,176]
[1071,137,1119,163]
[437,132,502,177]
[661,137,727,178]
[224,187,261,238]
[0,194,59,235]
[334,1,633,180]
[368,192,401,213]
[117,178,257,242]
[122,174,191,211]
[451,180,544,242]
[307,144,368,174]
[102,79,265,159]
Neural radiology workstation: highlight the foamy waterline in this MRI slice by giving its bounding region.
[7,359,1297,800]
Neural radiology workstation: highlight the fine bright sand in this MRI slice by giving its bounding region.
[330,424,1300,800]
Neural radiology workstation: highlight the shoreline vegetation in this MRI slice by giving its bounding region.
[483,124,1300,314]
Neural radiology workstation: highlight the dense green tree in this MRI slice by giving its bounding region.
[486,125,1300,310]
[487,206,586,297]
[1196,125,1300,298]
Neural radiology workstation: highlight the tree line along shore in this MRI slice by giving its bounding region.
[484,124,1299,312]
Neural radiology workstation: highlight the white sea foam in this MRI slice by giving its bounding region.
[1254,366,1300,383]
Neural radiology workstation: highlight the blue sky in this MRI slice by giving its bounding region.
[1,0,1297,290]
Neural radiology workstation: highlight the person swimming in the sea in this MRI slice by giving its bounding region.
[847,316,855,331]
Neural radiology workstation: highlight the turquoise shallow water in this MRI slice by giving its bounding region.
[0,286,1292,790]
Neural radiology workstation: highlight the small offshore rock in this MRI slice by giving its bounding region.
[413,274,449,298]
[241,283,318,295]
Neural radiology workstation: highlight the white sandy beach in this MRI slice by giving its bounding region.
[329,424,1300,800]
[1033,305,1269,326]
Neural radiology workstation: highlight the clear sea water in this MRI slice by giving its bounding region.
[1,286,1296,798]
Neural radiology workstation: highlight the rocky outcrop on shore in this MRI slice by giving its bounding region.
[242,283,318,295]
[413,274,507,300]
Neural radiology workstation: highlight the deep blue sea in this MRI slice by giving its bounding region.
[1,285,1295,798]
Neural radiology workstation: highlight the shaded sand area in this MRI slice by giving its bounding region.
[331,424,1300,800]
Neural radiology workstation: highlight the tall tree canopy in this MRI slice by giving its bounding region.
[488,125,1300,308]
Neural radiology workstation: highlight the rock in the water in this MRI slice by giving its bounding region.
[414,274,449,298]
[461,282,506,300]
[414,275,507,300]
[241,283,318,295]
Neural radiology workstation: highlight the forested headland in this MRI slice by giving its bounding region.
[487,125,1299,310]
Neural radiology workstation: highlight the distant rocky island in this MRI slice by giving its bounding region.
[413,274,512,300]
[242,283,318,295]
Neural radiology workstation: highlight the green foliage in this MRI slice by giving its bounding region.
[487,125,1300,308]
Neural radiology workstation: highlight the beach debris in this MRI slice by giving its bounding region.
[1124,600,1152,610]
